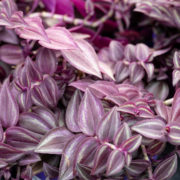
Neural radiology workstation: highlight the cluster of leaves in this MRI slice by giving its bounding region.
[0,0,180,179]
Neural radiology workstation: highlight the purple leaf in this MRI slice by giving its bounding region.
[153,154,177,180]
[39,27,77,50]
[125,159,149,176]
[59,134,86,180]
[173,69,180,86]
[0,78,19,128]
[115,61,129,82]
[66,90,81,133]
[117,102,136,115]
[121,135,142,153]
[167,122,180,145]
[78,89,104,136]
[138,106,154,118]
[113,123,131,147]
[74,137,100,173]
[141,62,154,81]
[76,164,97,180]
[171,88,180,122]
[35,127,73,154]
[147,140,166,155]
[0,45,24,64]
[89,81,119,99]
[129,62,145,83]
[91,145,111,175]
[0,124,3,142]
[43,163,59,178]
[19,153,41,166]
[96,107,121,143]
[62,39,102,78]
[6,126,39,151]
[106,150,124,176]
[0,143,23,163]
[19,111,56,138]
[155,100,171,122]
[132,118,166,139]
[36,47,57,75]
[31,75,58,108]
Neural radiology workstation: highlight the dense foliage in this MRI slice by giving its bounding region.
[0,0,180,179]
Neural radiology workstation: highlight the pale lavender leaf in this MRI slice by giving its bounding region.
[121,135,142,153]
[113,123,131,147]
[153,154,177,180]
[105,94,128,106]
[66,90,81,133]
[0,29,18,44]
[35,127,73,154]
[109,41,124,61]
[0,78,19,128]
[138,106,154,118]
[39,27,77,50]
[132,118,166,139]
[59,134,86,180]
[62,39,102,78]
[36,47,57,75]
[6,126,39,151]
[78,89,104,136]
[106,150,124,176]
[0,45,24,64]
[91,145,111,175]
[96,107,121,143]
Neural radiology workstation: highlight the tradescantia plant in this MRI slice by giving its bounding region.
[0,0,180,179]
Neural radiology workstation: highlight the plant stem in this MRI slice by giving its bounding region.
[141,145,153,179]
[29,0,118,28]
